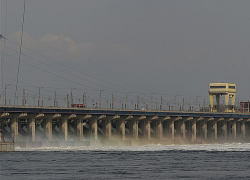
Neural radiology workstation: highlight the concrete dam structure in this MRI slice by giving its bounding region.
[0,106,250,148]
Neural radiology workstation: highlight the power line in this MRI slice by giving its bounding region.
[14,0,26,105]
[5,38,142,94]
[3,37,206,99]
[0,0,8,95]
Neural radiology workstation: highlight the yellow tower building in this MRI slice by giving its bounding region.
[209,83,236,112]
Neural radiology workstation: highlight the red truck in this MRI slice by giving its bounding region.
[71,104,85,108]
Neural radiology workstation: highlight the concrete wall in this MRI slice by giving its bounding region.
[0,142,15,152]
[1,108,250,147]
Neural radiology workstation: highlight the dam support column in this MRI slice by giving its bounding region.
[116,119,126,140]
[0,119,2,143]
[11,118,18,142]
[77,119,83,141]
[213,121,217,140]
[89,115,106,141]
[10,113,27,142]
[104,115,119,140]
[207,118,214,139]
[169,119,174,140]
[0,113,9,142]
[227,118,234,139]
[59,118,68,141]
[155,119,163,140]
[45,114,61,141]
[0,120,2,143]
[104,119,112,140]
[46,119,52,141]
[145,120,151,140]
[117,116,132,140]
[143,116,158,140]
[187,121,192,140]
[134,116,146,140]
[27,113,43,142]
[217,118,224,139]
[192,120,196,142]
[196,118,204,141]
[131,116,145,140]
[202,120,207,140]
[181,120,186,139]
[241,122,246,139]
[28,118,36,141]
[184,117,193,141]
[162,117,170,139]
[232,121,236,139]
[90,119,98,140]
[222,121,227,139]
[132,119,138,140]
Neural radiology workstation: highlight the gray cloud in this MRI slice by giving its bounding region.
[0,0,249,108]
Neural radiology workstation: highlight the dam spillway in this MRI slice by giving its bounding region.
[0,106,250,148]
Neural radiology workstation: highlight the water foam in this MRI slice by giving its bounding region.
[15,143,250,152]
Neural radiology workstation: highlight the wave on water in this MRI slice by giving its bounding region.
[15,143,250,152]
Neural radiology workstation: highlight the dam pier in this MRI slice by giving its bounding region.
[1,106,250,148]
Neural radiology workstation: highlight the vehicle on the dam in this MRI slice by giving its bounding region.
[71,104,85,108]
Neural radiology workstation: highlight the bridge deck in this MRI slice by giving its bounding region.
[0,106,249,118]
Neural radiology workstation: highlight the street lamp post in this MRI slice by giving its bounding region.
[99,90,105,109]
[126,92,130,109]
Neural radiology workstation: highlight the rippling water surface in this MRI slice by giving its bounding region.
[1,143,250,180]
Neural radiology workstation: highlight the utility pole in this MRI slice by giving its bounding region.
[161,96,163,110]
[54,91,57,107]
[204,99,205,110]
[33,94,35,106]
[174,95,177,111]
[137,95,140,109]
[196,96,199,111]
[38,87,41,107]
[22,89,25,106]
[66,94,69,107]
[151,93,156,110]
[70,89,73,105]
[26,93,28,105]
[83,94,84,106]
[182,98,184,111]
[126,92,130,109]
[151,93,153,110]
[99,90,104,109]
[84,92,86,107]
[112,94,114,109]
[4,85,6,106]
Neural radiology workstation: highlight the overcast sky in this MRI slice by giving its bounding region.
[0,0,249,109]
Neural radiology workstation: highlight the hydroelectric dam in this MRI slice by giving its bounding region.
[0,106,250,148]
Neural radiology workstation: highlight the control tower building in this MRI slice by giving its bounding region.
[209,83,236,112]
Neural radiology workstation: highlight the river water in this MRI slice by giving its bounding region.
[1,143,250,180]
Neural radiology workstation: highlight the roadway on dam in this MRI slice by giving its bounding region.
[1,106,250,119]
